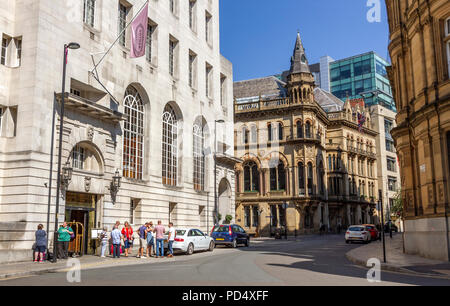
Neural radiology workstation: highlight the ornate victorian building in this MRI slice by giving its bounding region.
[386,0,450,260]
[0,0,236,263]
[233,33,379,237]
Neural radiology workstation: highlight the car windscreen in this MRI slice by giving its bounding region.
[349,227,364,231]
[365,226,374,230]
[213,226,230,233]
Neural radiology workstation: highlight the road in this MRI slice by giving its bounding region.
[1,235,449,286]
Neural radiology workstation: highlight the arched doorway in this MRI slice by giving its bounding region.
[218,178,232,224]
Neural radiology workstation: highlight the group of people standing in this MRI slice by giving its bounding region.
[32,221,74,262]
[101,220,176,259]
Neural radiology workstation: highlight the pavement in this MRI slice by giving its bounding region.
[346,233,450,279]
[1,235,450,285]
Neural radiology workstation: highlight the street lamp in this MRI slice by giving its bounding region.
[214,119,225,225]
[61,160,73,188]
[110,169,122,204]
[52,42,80,263]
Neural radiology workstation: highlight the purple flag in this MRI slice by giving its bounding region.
[130,3,148,58]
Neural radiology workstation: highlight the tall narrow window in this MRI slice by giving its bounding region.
[270,160,286,191]
[189,0,196,31]
[252,206,259,227]
[307,162,314,195]
[162,105,178,186]
[220,74,227,106]
[205,11,212,45]
[205,63,212,98]
[169,39,176,76]
[242,126,249,144]
[1,36,9,66]
[297,121,303,138]
[146,23,154,63]
[72,145,85,170]
[305,122,312,138]
[193,124,205,191]
[250,125,257,143]
[170,0,175,14]
[189,51,197,88]
[268,123,273,142]
[243,161,259,192]
[278,122,283,141]
[244,206,251,228]
[123,86,145,180]
[298,162,305,195]
[118,3,129,47]
[83,0,96,27]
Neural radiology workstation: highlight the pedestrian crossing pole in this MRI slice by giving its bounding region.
[379,189,386,263]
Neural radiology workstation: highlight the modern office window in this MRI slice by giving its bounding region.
[83,0,96,27]
[123,85,145,180]
[388,177,397,191]
[354,59,372,76]
[118,3,129,47]
[243,161,259,192]
[386,139,395,153]
[193,124,205,191]
[162,105,178,186]
[376,60,387,78]
[387,157,396,172]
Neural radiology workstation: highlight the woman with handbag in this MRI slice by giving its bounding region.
[121,221,133,257]
[34,224,47,263]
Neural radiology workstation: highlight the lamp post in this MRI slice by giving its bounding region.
[378,189,386,263]
[110,169,122,204]
[52,42,80,263]
[214,119,225,225]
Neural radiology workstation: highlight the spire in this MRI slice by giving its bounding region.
[290,31,310,74]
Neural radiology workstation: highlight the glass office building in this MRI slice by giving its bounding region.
[328,52,396,112]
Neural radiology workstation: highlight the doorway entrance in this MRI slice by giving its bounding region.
[65,192,98,255]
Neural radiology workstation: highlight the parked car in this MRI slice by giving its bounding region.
[363,224,380,241]
[384,222,399,233]
[162,228,215,255]
[345,225,372,244]
[210,224,250,248]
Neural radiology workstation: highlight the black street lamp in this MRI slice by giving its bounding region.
[214,119,225,225]
[110,169,122,204]
[52,42,80,263]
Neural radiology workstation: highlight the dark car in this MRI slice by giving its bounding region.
[210,224,250,248]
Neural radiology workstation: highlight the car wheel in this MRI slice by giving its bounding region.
[208,241,215,252]
[345,240,350,244]
[245,239,250,247]
[186,243,194,255]
[232,239,237,248]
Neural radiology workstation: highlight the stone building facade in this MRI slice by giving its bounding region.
[0,0,236,263]
[233,34,379,237]
[386,0,450,260]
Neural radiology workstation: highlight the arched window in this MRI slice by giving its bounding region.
[123,85,144,180]
[270,160,286,191]
[162,105,178,186]
[71,143,102,174]
[193,124,205,191]
[297,121,303,138]
[298,162,305,195]
[278,122,283,140]
[307,162,314,195]
[243,161,260,192]
[318,161,324,195]
[305,122,312,138]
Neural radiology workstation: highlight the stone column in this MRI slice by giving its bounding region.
[356,205,362,224]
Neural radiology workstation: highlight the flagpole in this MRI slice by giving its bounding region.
[90,0,149,74]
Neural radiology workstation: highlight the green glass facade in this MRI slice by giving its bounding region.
[329,52,396,112]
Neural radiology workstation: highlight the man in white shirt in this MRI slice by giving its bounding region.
[167,222,176,258]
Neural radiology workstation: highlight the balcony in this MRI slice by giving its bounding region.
[235,96,317,114]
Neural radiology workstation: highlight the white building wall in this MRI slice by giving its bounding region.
[0,0,235,263]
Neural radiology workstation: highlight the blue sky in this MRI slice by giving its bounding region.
[219,0,390,81]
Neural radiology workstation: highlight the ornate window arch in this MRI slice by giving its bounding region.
[297,120,304,138]
[269,159,286,191]
[123,85,145,180]
[298,162,305,195]
[243,161,260,192]
[193,123,205,191]
[162,105,178,186]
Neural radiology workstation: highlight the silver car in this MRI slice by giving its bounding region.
[345,225,371,244]
[163,228,215,255]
